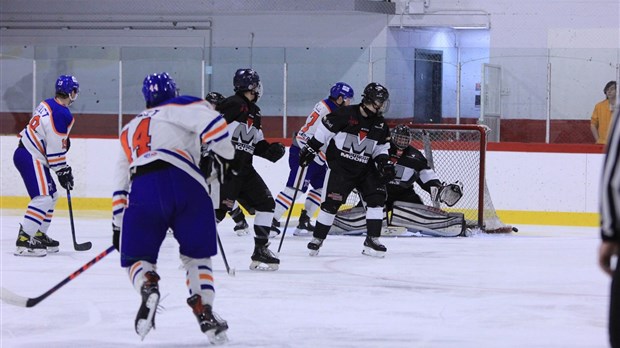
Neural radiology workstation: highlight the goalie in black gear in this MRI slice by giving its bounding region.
[333,124,466,237]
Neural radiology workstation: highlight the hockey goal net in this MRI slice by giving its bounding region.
[408,124,513,233]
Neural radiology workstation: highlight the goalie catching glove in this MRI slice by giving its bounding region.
[199,151,238,185]
[436,181,464,207]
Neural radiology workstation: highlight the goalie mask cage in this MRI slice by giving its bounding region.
[407,124,513,233]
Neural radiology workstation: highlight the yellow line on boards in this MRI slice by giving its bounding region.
[0,196,599,227]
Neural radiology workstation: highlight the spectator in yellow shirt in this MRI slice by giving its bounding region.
[591,81,617,144]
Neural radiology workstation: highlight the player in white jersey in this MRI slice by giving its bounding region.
[111,73,231,343]
[270,82,354,236]
[13,75,79,257]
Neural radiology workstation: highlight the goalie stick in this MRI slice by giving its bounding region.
[67,189,92,251]
[1,245,116,308]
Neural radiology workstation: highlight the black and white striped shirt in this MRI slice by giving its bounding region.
[600,101,620,242]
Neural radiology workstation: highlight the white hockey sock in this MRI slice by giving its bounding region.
[128,260,156,293]
[304,188,322,217]
[21,195,55,235]
[181,255,215,306]
[274,187,297,221]
[38,192,59,234]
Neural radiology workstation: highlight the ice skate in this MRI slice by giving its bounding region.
[362,236,387,258]
[135,271,160,340]
[187,294,229,345]
[34,231,60,253]
[269,219,281,238]
[250,243,280,271]
[233,219,250,236]
[293,209,315,236]
[307,237,324,256]
[14,228,46,257]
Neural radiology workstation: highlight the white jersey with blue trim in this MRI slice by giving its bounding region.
[112,96,234,225]
[293,98,338,165]
[18,98,74,172]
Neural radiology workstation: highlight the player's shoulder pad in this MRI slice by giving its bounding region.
[48,99,73,134]
[160,95,203,106]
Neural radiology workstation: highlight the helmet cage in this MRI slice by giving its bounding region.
[391,125,412,149]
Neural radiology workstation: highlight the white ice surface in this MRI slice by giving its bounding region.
[0,210,612,348]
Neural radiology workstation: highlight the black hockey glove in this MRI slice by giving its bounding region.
[299,137,323,167]
[112,223,121,251]
[262,143,286,163]
[200,151,237,184]
[56,166,74,190]
[375,155,396,184]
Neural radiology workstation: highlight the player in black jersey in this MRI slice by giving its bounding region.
[299,82,394,257]
[332,124,466,237]
[208,68,285,271]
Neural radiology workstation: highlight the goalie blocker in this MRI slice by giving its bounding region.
[333,201,466,237]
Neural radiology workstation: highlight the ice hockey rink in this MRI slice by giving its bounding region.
[0,211,611,348]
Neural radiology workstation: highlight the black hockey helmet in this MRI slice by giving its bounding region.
[205,91,226,106]
[361,82,390,116]
[391,125,412,149]
[233,68,262,101]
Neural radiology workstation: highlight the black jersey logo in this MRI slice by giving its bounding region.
[231,122,259,154]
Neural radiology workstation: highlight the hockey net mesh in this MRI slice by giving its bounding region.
[408,124,513,233]
[338,124,513,233]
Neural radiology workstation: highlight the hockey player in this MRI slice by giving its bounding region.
[13,75,79,257]
[599,101,620,348]
[213,68,286,271]
[206,91,251,236]
[299,82,394,257]
[271,82,354,236]
[112,73,230,343]
[333,124,465,237]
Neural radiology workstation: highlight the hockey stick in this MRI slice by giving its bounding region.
[277,165,307,254]
[66,189,92,251]
[1,245,116,308]
[216,232,235,276]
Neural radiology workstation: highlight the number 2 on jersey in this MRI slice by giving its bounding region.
[120,118,152,162]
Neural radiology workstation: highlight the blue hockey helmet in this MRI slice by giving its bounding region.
[142,72,177,107]
[55,75,79,97]
[329,82,354,100]
[233,68,262,100]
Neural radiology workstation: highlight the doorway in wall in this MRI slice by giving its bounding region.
[414,49,443,123]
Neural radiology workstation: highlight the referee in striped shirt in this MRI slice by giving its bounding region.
[599,97,620,348]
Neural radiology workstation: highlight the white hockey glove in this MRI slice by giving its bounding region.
[437,181,464,207]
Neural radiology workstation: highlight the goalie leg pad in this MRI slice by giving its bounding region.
[333,206,367,232]
[390,201,465,237]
